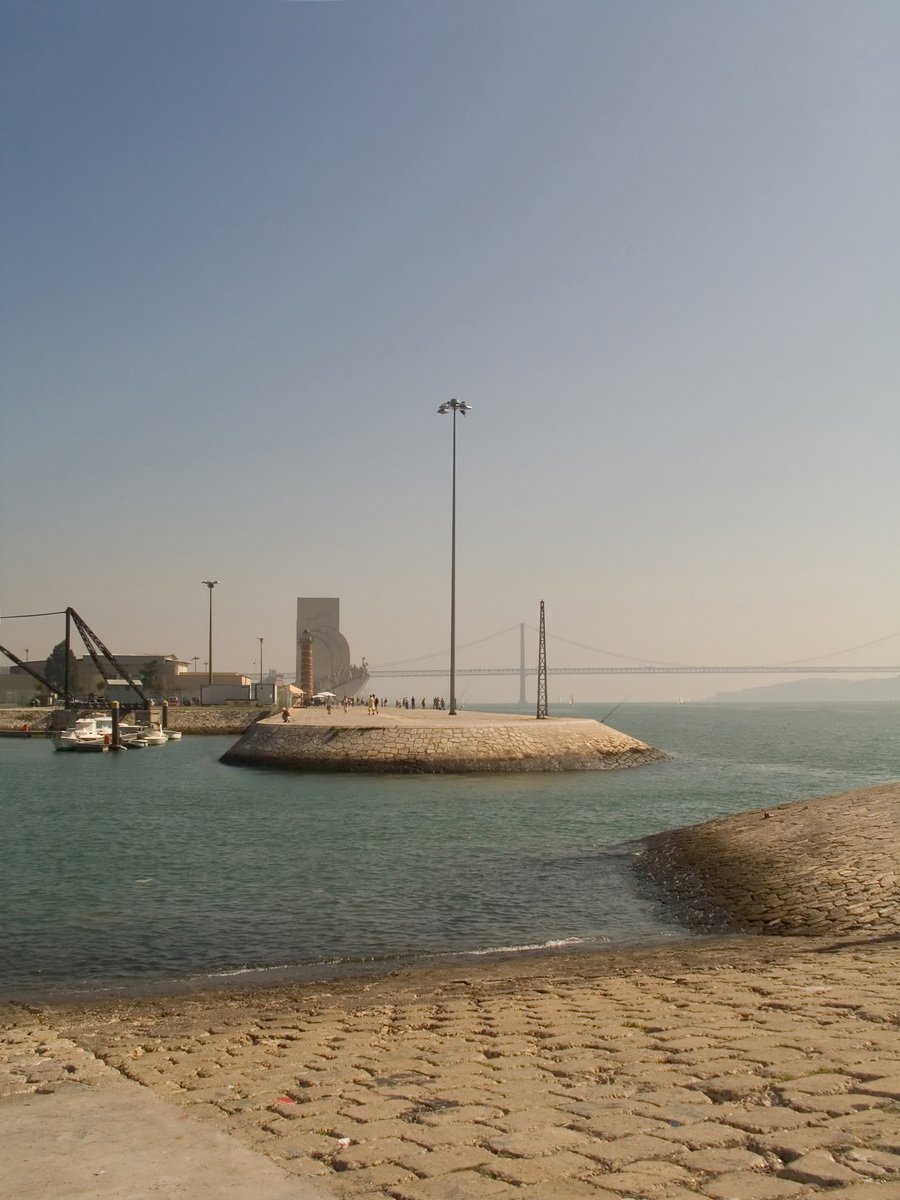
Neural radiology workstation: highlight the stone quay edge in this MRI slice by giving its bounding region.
[219,707,668,773]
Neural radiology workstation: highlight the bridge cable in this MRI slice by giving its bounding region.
[372,624,522,669]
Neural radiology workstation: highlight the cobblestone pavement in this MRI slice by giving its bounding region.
[639,783,900,939]
[3,935,899,1200]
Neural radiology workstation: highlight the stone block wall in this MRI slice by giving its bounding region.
[220,719,666,774]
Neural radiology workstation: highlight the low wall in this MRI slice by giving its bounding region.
[164,706,267,735]
[638,781,900,937]
[221,714,666,774]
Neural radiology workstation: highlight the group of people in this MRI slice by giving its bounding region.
[281,694,450,719]
[363,694,447,713]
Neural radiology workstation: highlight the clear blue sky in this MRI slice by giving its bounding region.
[2,0,898,701]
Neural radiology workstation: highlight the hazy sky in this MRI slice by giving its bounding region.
[2,0,898,702]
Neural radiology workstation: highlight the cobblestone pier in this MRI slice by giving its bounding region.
[638,781,900,938]
[220,707,666,773]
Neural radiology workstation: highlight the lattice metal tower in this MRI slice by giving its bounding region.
[536,600,549,719]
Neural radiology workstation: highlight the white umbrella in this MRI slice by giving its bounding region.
[314,691,336,699]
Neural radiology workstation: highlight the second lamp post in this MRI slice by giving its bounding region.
[202,580,218,686]
[437,399,472,716]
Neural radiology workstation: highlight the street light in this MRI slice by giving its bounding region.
[201,581,218,685]
[437,399,472,715]
[258,636,264,686]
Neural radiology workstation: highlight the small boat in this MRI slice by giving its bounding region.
[163,730,182,741]
[53,716,111,752]
[54,713,146,751]
[139,727,168,746]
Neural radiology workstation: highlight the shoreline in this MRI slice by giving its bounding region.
[3,931,880,1038]
[4,779,900,1198]
[5,934,899,1198]
[0,930,715,1011]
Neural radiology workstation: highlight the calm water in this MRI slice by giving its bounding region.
[1,703,896,1000]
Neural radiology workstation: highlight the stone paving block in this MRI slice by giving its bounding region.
[724,1106,820,1133]
[388,1169,515,1199]
[753,1124,850,1162]
[847,1059,900,1080]
[635,1084,713,1107]
[415,1104,505,1125]
[569,1110,671,1140]
[274,1148,333,1176]
[700,1171,809,1199]
[493,1104,575,1131]
[481,1149,597,1185]
[845,1146,900,1175]
[694,1074,775,1102]
[390,1143,495,1177]
[323,1161,420,1196]
[855,1075,900,1100]
[330,1135,416,1169]
[346,1097,422,1122]
[825,1109,900,1150]
[595,1157,696,1195]
[676,1145,769,1173]
[659,1119,750,1149]
[260,1126,340,1158]
[778,1090,885,1116]
[774,1072,853,1095]
[402,1121,499,1148]
[485,1125,588,1157]
[579,1132,682,1168]
[779,1148,870,1186]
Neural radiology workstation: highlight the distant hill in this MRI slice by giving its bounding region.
[707,675,900,703]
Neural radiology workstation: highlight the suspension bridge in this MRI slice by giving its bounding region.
[367,624,900,703]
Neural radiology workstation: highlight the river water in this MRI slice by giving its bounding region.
[1,702,896,1000]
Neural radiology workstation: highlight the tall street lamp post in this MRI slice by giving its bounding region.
[437,399,472,716]
[258,636,264,686]
[201,581,218,686]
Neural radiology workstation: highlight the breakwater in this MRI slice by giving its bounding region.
[639,780,900,937]
[220,708,666,773]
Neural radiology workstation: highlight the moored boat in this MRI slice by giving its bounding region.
[53,717,111,752]
[53,713,147,751]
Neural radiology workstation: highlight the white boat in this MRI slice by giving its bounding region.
[139,727,168,746]
[53,716,112,752]
[163,730,182,741]
[53,713,146,751]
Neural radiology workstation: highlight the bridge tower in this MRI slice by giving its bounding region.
[519,623,527,704]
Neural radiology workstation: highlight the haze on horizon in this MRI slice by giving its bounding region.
[2,1,898,703]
